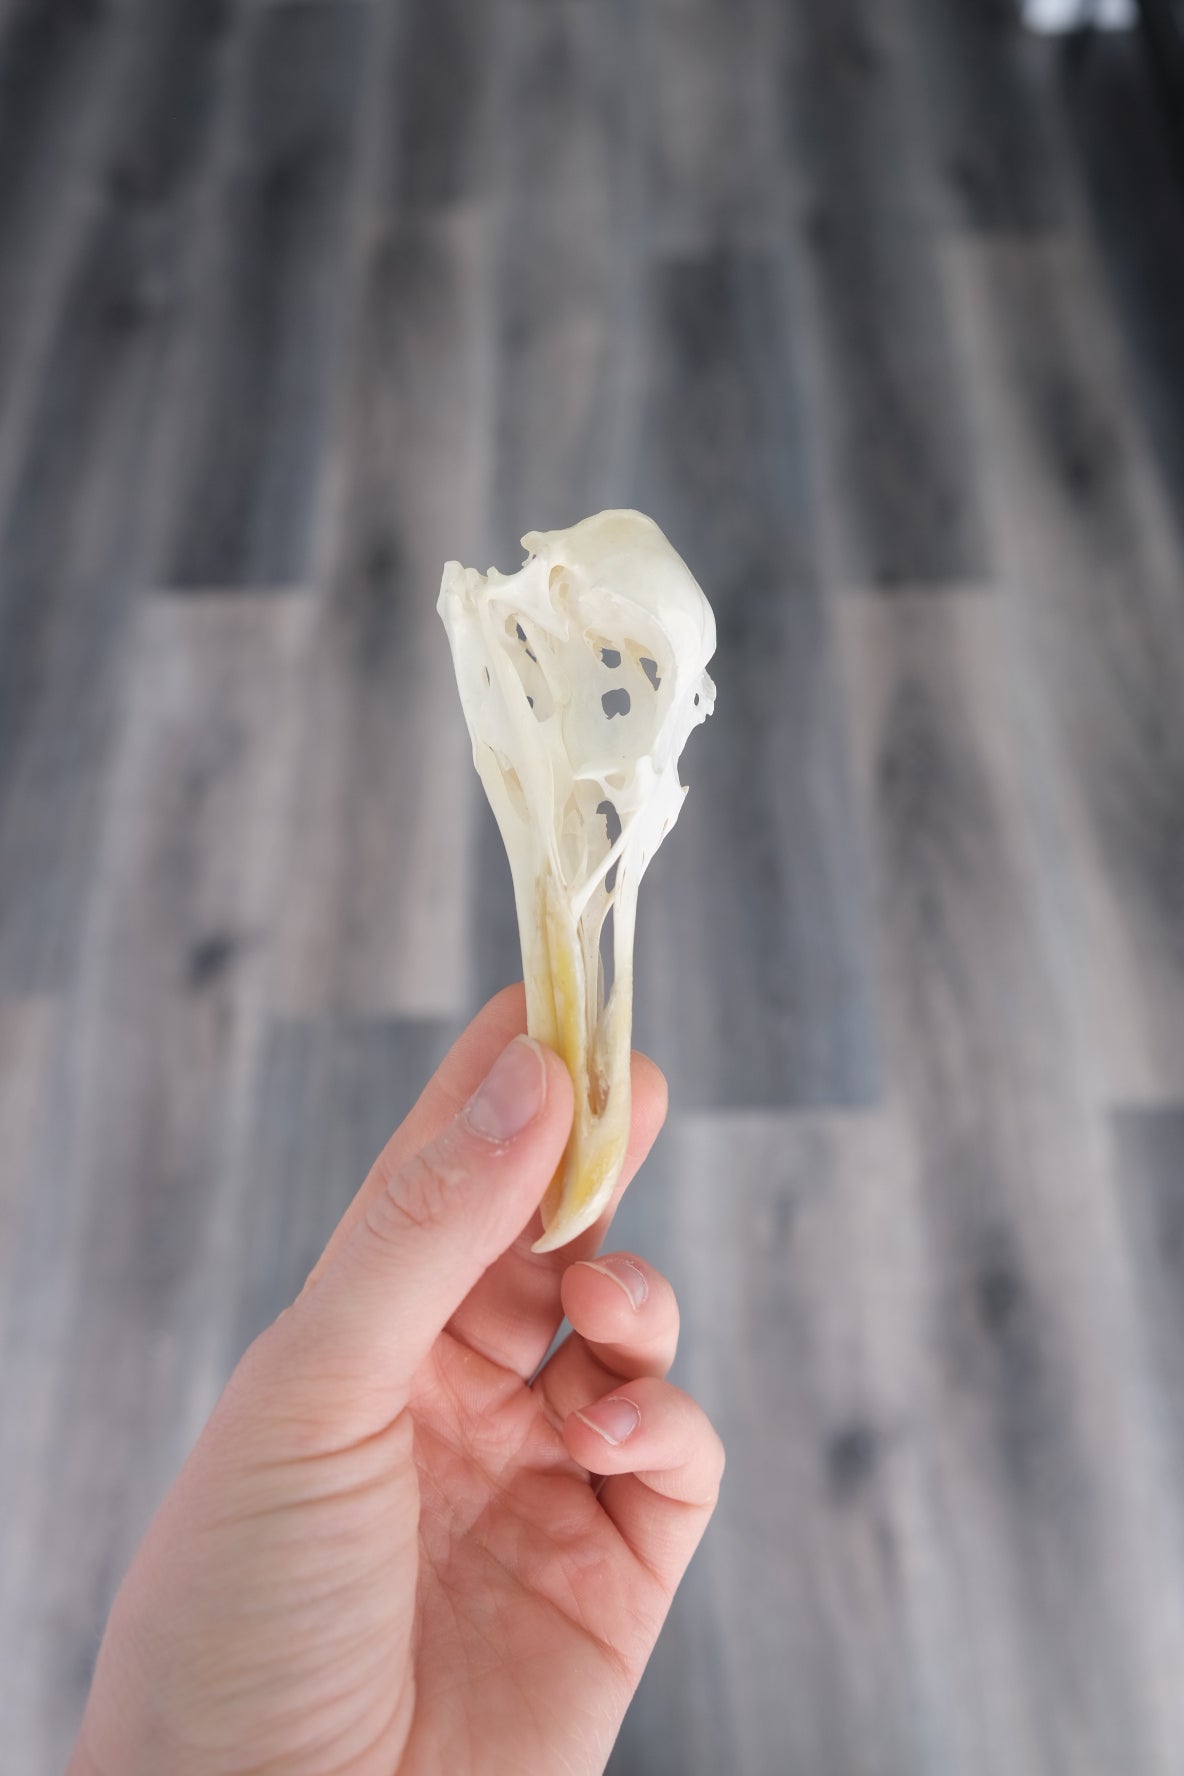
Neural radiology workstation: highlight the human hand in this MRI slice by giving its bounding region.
[68,985,724,1776]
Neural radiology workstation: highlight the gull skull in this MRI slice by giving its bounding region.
[438,508,716,1251]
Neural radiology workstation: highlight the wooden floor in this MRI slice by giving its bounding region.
[2,2,1184,1770]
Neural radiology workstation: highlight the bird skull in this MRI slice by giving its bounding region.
[438,509,716,1251]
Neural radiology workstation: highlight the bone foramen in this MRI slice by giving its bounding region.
[438,509,717,1252]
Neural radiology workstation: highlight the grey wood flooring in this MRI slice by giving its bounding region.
[2,5,1184,1772]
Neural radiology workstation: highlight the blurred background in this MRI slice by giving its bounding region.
[2,0,1184,1769]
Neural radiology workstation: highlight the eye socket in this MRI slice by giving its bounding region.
[600,647,622,668]
[639,657,661,690]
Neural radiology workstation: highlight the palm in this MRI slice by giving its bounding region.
[397,1329,665,1773]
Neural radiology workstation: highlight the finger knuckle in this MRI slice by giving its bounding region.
[674,1387,726,1496]
[364,1147,462,1246]
[703,1422,727,1496]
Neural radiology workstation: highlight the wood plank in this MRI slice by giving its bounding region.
[613,1108,949,1776]
[643,0,782,252]
[0,0,133,519]
[904,0,1069,232]
[837,587,1184,1774]
[472,0,645,1003]
[150,0,371,587]
[0,595,311,1772]
[1060,30,1184,543]
[0,0,236,542]
[486,0,644,556]
[274,0,493,1017]
[778,0,938,222]
[0,997,57,1359]
[1111,1106,1184,1538]
[946,235,1184,1100]
[0,0,237,995]
[389,0,494,211]
[777,0,987,587]
[630,248,880,1110]
[276,211,489,1017]
[788,200,986,588]
[229,1014,457,1358]
[586,1118,733,1776]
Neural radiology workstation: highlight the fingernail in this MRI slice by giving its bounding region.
[577,1257,649,1312]
[575,1396,641,1446]
[464,1036,546,1142]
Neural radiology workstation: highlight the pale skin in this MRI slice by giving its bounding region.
[68,984,724,1776]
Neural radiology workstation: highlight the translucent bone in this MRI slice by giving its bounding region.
[438,509,716,1251]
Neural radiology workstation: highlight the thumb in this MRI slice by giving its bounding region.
[282,1034,573,1405]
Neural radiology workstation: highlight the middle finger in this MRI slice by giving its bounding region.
[531,1253,680,1426]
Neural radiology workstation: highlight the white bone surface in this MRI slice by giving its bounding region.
[438,509,716,1249]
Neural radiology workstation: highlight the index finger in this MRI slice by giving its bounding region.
[301,983,531,1293]
[300,985,669,1362]
[445,1047,668,1378]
